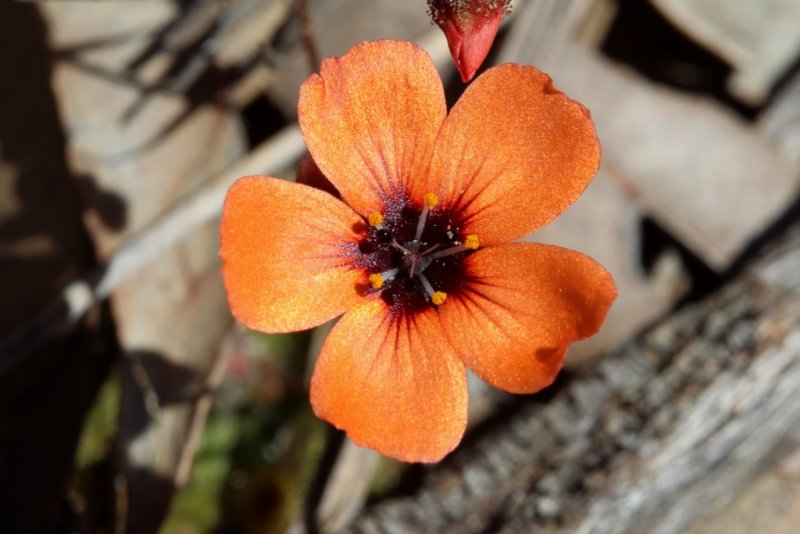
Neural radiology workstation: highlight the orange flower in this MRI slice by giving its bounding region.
[428,0,511,82]
[220,40,616,462]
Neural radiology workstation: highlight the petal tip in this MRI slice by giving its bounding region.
[297,39,446,217]
[309,304,467,463]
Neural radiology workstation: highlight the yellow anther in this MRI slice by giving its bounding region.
[431,291,447,306]
[424,193,439,209]
[464,234,480,250]
[368,212,384,227]
[368,273,384,289]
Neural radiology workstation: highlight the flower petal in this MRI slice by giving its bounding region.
[298,40,447,217]
[310,300,467,462]
[220,176,366,333]
[419,64,600,245]
[439,243,616,394]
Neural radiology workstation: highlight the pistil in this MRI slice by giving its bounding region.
[360,195,476,310]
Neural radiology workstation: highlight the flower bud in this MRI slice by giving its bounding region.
[428,0,511,82]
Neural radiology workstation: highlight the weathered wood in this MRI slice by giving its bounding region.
[0,4,111,532]
[113,222,233,533]
[500,0,800,270]
[349,221,800,533]
[19,5,321,530]
[650,0,800,105]
[41,2,246,256]
[315,440,381,533]
[554,46,799,270]
[682,446,800,534]
[0,125,305,374]
[38,5,249,530]
[759,68,800,168]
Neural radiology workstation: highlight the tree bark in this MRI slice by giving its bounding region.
[350,221,800,534]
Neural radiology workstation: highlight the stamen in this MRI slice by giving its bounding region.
[424,193,439,209]
[415,192,439,241]
[391,240,411,254]
[368,212,384,227]
[417,272,441,303]
[357,198,472,311]
[369,274,383,289]
[430,244,467,260]
[430,233,480,260]
[420,242,442,255]
[369,268,399,289]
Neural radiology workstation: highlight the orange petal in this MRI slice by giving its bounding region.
[310,300,467,462]
[220,176,366,333]
[298,40,446,217]
[439,243,616,394]
[418,64,600,245]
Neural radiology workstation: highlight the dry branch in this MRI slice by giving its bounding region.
[350,221,800,533]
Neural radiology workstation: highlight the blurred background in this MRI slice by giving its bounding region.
[1,0,800,533]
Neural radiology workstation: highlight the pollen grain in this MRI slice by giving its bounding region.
[431,291,447,305]
[368,212,385,227]
[424,193,439,209]
[369,273,384,289]
[465,234,480,250]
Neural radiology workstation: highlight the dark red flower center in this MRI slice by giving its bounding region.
[356,193,478,316]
